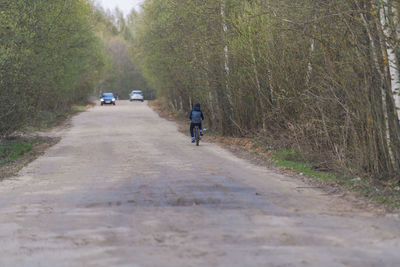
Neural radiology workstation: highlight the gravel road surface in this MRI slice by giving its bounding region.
[0,101,399,266]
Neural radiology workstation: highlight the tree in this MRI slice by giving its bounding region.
[131,0,400,177]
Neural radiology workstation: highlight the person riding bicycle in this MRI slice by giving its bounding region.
[189,102,204,143]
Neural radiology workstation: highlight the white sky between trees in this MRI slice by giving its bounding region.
[97,0,144,15]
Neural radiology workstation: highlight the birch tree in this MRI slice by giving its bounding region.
[379,0,400,121]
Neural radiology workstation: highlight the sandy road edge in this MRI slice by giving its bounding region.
[0,104,95,182]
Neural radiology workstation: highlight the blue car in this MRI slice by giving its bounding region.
[100,93,116,106]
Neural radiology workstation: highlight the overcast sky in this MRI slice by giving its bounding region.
[97,0,144,15]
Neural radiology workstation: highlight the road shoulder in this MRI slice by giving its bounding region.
[148,100,400,216]
[0,104,91,181]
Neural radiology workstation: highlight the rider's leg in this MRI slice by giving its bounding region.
[190,124,195,142]
[199,122,203,136]
[190,123,195,137]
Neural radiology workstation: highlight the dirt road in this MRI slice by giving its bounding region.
[0,101,399,266]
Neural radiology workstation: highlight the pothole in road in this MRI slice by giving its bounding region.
[167,197,221,207]
[85,201,125,208]
[84,197,222,208]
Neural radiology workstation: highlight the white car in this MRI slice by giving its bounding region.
[130,91,144,102]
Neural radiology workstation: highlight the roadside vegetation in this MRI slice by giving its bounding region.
[0,136,60,180]
[0,0,152,139]
[270,149,400,208]
[0,0,103,137]
[132,1,400,183]
[0,138,38,167]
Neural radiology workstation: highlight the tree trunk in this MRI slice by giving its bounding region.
[249,26,267,131]
[220,0,234,134]
[305,22,316,87]
[355,0,396,171]
[380,1,400,121]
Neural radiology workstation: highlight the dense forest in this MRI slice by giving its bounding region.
[132,0,400,178]
[0,0,152,137]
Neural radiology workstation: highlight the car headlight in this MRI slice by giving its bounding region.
[101,98,104,101]
[112,98,115,101]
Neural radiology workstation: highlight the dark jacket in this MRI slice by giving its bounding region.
[189,102,204,124]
